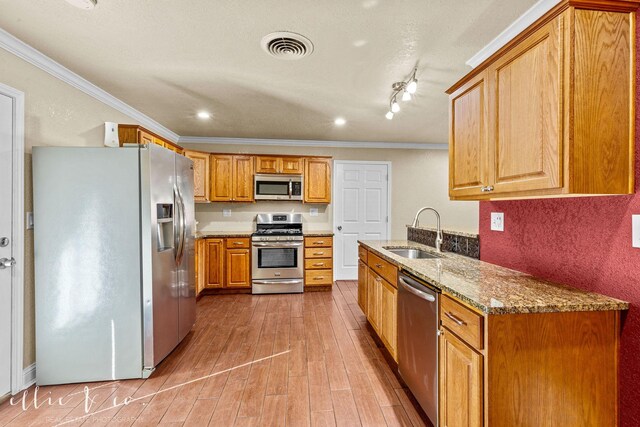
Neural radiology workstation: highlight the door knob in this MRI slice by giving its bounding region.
[337,226,342,231]
[0,258,16,269]
[0,237,8,247]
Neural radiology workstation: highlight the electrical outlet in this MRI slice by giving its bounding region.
[490,212,504,232]
[633,215,640,248]
[223,209,232,218]
[310,208,318,217]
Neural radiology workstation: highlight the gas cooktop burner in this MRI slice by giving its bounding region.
[254,228,303,236]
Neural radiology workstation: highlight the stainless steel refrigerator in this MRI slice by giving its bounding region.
[33,144,196,385]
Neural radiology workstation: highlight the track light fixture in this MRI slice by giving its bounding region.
[385,67,418,120]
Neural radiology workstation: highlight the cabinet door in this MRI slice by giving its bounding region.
[449,72,489,198]
[304,158,331,203]
[233,156,255,202]
[489,16,563,194]
[440,328,483,427]
[367,268,381,333]
[139,130,154,146]
[380,280,397,360]
[205,239,225,289]
[358,260,367,314]
[210,155,233,201]
[281,157,303,174]
[184,151,210,202]
[255,156,280,174]
[195,239,205,296]
[226,249,251,288]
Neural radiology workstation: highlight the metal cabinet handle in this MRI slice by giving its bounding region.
[313,277,323,280]
[233,242,244,245]
[445,311,467,326]
[375,264,383,268]
[314,252,325,255]
[0,258,16,269]
[313,263,324,266]
[481,185,494,192]
[313,241,325,245]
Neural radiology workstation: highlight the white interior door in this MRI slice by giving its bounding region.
[0,92,14,397]
[334,162,390,280]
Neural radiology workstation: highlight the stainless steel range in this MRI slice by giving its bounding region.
[251,213,304,294]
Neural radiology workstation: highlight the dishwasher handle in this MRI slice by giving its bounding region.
[399,277,436,302]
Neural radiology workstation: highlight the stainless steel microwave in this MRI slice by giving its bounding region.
[254,174,303,201]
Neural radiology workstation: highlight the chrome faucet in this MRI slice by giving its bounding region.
[411,207,444,252]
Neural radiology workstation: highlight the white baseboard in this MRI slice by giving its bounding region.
[22,363,36,389]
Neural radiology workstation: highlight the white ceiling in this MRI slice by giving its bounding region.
[0,0,537,144]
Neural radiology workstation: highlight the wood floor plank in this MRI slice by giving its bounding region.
[330,389,360,427]
[259,394,287,427]
[183,398,217,426]
[311,410,337,427]
[286,374,310,427]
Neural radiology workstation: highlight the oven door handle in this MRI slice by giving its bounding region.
[253,279,304,285]
[252,242,303,247]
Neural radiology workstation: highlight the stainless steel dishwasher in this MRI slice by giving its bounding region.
[398,271,440,427]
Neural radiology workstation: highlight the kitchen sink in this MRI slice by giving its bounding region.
[383,247,442,259]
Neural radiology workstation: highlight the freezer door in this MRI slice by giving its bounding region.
[33,147,143,385]
[175,154,196,341]
[141,144,180,370]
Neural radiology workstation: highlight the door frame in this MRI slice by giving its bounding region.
[0,82,26,395]
[332,160,392,280]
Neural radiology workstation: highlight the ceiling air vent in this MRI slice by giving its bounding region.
[260,32,314,60]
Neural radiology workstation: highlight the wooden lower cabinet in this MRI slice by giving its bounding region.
[197,237,251,293]
[226,249,251,288]
[439,328,483,427]
[366,268,382,333]
[357,259,367,312]
[304,236,333,289]
[380,279,397,359]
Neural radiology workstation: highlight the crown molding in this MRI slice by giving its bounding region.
[466,0,562,68]
[0,27,180,142]
[178,136,448,150]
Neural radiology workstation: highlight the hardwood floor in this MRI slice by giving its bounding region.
[0,281,429,426]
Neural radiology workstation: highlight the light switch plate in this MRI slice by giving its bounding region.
[633,215,640,248]
[223,209,232,218]
[310,208,318,217]
[491,212,504,232]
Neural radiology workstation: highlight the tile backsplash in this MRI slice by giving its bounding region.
[407,226,480,259]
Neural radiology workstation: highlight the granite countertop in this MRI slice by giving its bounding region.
[195,231,253,238]
[359,240,629,315]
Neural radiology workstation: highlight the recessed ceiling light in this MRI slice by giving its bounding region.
[197,111,211,120]
[334,118,346,126]
[64,0,97,10]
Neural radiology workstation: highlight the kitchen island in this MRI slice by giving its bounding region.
[358,239,628,427]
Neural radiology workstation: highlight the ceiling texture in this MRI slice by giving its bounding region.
[0,0,537,144]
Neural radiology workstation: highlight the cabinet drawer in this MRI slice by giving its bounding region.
[226,237,250,249]
[305,236,333,247]
[368,252,397,287]
[358,245,368,264]
[305,269,333,285]
[441,294,484,351]
[305,258,332,270]
[305,248,333,259]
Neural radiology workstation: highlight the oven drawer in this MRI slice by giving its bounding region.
[305,258,332,269]
[227,237,250,249]
[305,269,333,285]
[305,236,333,247]
[305,248,333,259]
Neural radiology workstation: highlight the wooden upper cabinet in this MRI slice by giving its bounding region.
[447,4,635,199]
[184,150,210,202]
[490,16,563,194]
[233,156,254,202]
[210,155,234,201]
[117,125,185,154]
[449,72,488,199]
[304,158,332,203]
[255,156,303,174]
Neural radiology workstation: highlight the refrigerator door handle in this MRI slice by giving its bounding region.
[173,187,184,265]
[174,187,186,266]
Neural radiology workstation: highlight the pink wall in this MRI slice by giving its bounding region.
[479,15,640,424]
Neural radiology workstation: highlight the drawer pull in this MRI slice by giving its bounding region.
[375,264,383,268]
[233,242,243,245]
[314,252,325,255]
[313,263,324,267]
[313,277,324,280]
[313,241,325,244]
[445,312,467,326]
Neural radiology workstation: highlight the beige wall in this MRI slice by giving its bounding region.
[183,143,479,239]
[1,49,140,368]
